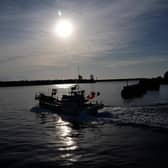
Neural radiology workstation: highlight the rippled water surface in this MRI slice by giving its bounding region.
[0,82,168,168]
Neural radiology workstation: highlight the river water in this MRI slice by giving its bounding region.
[0,81,168,168]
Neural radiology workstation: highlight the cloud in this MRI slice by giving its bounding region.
[0,0,167,79]
[52,0,163,59]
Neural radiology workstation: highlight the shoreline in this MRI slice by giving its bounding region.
[0,77,167,87]
[0,78,143,87]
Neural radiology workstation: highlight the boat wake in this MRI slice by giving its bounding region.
[30,102,168,131]
[99,103,168,131]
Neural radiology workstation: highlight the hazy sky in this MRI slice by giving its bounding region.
[0,0,168,80]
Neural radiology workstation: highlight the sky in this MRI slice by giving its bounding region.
[0,0,168,80]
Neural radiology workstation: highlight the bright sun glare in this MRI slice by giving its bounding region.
[54,19,74,39]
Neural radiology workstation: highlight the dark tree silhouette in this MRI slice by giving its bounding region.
[164,71,168,79]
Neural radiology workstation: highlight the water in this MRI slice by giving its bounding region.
[0,82,168,168]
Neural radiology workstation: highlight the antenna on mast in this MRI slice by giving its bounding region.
[77,65,80,77]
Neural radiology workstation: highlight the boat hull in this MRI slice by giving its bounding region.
[39,100,103,116]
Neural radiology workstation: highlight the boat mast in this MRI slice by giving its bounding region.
[77,65,80,78]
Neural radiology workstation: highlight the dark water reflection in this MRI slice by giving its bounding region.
[30,104,168,168]
[1,82,168,167]
[31,109,98,167]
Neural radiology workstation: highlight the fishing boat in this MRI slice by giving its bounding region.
[121,83,146,99]
[121,78,160,99]
[35,85,104,115]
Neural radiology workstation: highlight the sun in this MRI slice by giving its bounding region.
[54,19,74,39]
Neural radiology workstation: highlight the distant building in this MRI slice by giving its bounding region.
[90,74,95,81]
[78,75,83,80]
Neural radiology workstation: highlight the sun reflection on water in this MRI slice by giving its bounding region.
[56,117,81,164]
[55,84,75,89]
[57,118,77,151]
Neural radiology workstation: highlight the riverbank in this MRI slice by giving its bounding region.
[0,77,167,87]
[0,79,95,87]
[0,78,142,87]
